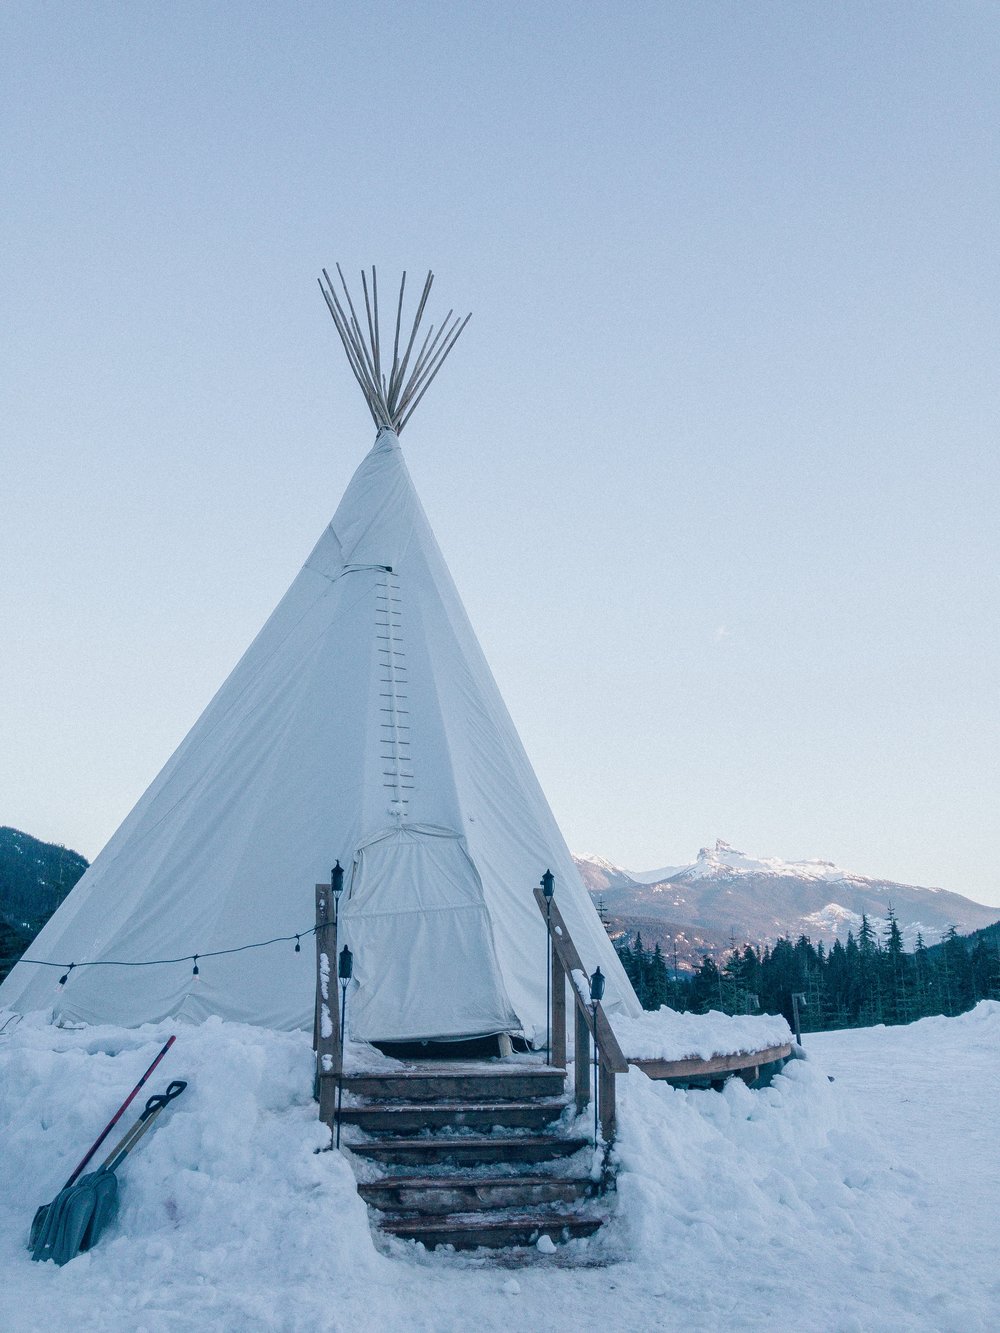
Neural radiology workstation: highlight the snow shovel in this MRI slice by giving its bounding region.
[27,1035,176,1246]
[30,1079,187,1265]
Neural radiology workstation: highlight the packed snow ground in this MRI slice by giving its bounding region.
[1,1004,997,1332]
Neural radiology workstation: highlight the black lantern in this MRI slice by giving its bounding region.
[541,869,554,1066]
[589,967,605,1144]
[338,945,353,981]
[335,944,354,1149]
[331,861,345,928]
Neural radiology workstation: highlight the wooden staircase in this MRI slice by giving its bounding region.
[337,1061,609,1252]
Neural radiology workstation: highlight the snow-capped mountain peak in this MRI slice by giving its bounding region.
[572,840,998,966]
[677,839,862,885]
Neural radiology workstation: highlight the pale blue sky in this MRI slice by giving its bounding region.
[2,3,998,904]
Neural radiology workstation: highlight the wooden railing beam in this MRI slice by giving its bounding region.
[532,886,628,1074]
[533,882,627,1141]
[599,1060,616,1140]
[574,1003,590,1114]
[315,883,340,1128]
[551,947,567,1070]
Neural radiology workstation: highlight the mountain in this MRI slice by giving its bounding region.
[575,840,999,970]
[0,827,88,982]
[574,854,640,893]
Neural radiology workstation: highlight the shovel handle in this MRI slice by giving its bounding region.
[139,1081,187,1120]
[63,1036,176,1189]
[101,1079,188,1171]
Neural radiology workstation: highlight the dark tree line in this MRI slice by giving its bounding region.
[615,911,1000,1032]
[0,827,88,983]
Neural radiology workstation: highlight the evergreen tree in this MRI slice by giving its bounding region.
[857,915,882,1025]
[922,933,938,1013]
[648,943,670,1010]
[690,956,722,1014]
[882,905,908,1023]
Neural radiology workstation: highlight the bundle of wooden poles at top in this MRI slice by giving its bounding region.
[310,869,628,1142]
[318,265,471,436]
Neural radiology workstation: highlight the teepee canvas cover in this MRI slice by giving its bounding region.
[0,270,640,1041]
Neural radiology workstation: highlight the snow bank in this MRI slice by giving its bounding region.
[1,1006,996,1331]
[0,1014,381,1328]
[606,1005,1000,1330]
[610,1006,791,1061]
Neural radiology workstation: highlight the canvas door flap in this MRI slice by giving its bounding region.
[342,827,518,1042]
[348,827,487,915]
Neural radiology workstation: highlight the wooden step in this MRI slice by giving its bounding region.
[381,1208,605,1250]
[338,1099,566,1134]
[342,1066,565,1103]
[350,1134,591,1167]
[358,1174,596,1215]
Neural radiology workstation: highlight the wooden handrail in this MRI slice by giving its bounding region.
[533,884,627,1140]
[315,883,340,1128]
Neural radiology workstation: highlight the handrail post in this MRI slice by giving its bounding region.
[551,948,567,1069]
[315,883,340,1129]
[599,1056,616,1141]
[574,1004,591,1114]
[533,883,627,1141]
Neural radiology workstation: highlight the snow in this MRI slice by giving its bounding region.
[802,903,947,948]
[679,838,871,884]
[610,1007,792,1061]
[576,854,637,882]
[1,1003,997,1331]
[623,838,932,890]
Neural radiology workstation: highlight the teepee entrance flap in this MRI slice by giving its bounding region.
[342,825,519,1043]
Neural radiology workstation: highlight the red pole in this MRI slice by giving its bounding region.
[63,1034,176,1188]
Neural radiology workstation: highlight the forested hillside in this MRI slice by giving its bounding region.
[0,827,88,982]
[617,908,1000,1032]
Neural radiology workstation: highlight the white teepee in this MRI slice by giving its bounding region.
[1,269,640,1041]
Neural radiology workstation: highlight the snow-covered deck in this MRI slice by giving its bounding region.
[610,1006,793,1083]
[341,1008,795,1088]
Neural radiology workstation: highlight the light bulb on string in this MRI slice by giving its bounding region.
[294,935,301,953]
[192,955,200,977]
[58,963,75,986]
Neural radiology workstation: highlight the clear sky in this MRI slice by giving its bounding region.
[2,2,998,905]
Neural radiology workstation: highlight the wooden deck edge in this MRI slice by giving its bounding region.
[628,1042,793,1081]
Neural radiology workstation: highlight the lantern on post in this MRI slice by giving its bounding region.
[791,991,806,1047]
[541,871,554,1065]
[589,967,605,1143]
[335,945,354,1148]
[331,862,344,923]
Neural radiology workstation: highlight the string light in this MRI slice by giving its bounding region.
[18,924,320,984]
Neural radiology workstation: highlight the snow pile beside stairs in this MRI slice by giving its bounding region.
[0,1015,378,1326]
[610,1006,791,1061]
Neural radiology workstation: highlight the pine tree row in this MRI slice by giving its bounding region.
[614,910,1000,1032]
